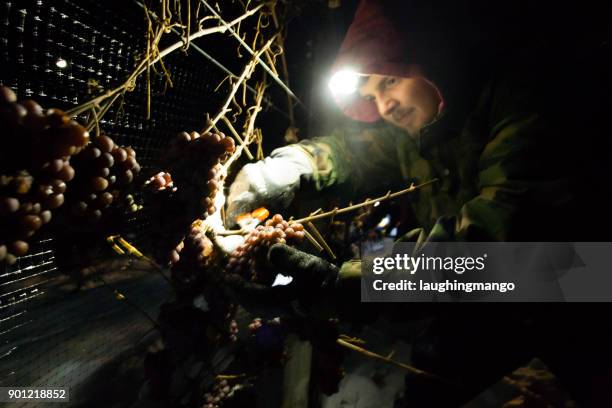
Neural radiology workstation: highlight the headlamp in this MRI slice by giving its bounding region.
[328,69,360,96]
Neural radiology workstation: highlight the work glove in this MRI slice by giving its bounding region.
[226,145,314,225]
[221,272,296,318]
[267,243,339,293]
[221,244,339,318]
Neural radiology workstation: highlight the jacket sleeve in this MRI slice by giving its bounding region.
[439,75,578,241]
[295,125,407,196]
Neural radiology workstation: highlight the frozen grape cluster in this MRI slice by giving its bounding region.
[224,214,305,284]
[66,134,141,222]
[0,86,88,264]
[147,130,235,265]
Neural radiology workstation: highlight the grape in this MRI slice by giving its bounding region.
[206,179,219,192]
[21,100,42,114]
[124,156,137,170]
[13,171,33,194]
[18,202,33,214]
[21,106,45,133]
[37,184,53,198]
[40,210,52,224]
[97,167,110,178]
[10,240,29,257]
[0,197,19,215]
[96,135,114,153]
[152,173,167,189]
[111,147,127,163]
[57,163,75,182]
[91,177,108,192]
[83,147,101,160]
[169,249,180,264]
[64,123,90,147]
[221,136,235,152]
[22,214,42,231]
[98,152,114,168]
[0,103,27,129]
[0,86,17,103]
[46,108,71,128]
[45,193,64,209]
[89,209,102,221]
[171,132,190,149]
[97,192,114,207]
[46,159,64,173]
[117,169,133,185]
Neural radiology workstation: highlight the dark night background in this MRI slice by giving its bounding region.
[1,1,611,407]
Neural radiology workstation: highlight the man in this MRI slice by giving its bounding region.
[224,0,612,405]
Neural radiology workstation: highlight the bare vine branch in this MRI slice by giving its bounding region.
[291,179,439,224]
[66,2,267,125]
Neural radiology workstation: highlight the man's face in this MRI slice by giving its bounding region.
[359,74,441,136]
